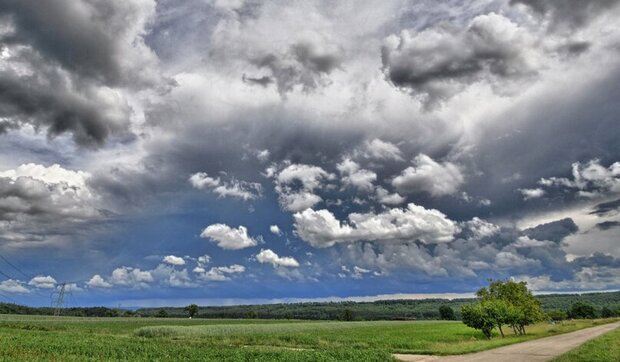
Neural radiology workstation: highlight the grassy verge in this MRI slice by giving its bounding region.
[552,326,620,362]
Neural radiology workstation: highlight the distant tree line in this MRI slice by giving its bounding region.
[1,290,619,320]
[0,303,131,317]
[137,290,620,321]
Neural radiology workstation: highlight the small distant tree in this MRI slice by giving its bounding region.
[439,305,456,320]
[341,309,354,321]
[156,309,168,318]
[185,304,199,319]
[570,302,596,319]
[547,309,568,321]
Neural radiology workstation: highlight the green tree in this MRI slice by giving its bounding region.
[476,279,545,335]
[156,309,168,318]
[461,303,495,339]
[601,306,614,318]
[547,309,568,321]
[483,299,523,338]
[341,309,354,321]
[570,302,596,319]
[439,305,455,320]
[185,304,199,318]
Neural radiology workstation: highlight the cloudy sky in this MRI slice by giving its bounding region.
[0,0,619,307]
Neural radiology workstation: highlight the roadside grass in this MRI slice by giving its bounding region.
[0,314,617,361]
[552,326,620,362]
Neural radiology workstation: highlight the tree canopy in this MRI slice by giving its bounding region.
[461,280,546,339]
[439,305,456,320]
[185,304,199,318]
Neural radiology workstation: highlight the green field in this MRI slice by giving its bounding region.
[552,327,620,362]
[0,314,616,361]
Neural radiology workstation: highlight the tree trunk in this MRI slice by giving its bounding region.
[498,325,505,338]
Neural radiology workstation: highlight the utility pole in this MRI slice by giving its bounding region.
[52,283,67,316]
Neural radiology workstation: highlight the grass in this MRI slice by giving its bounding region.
[0,314,617,361]
[552,326,620,362]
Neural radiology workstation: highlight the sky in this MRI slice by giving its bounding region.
[0,0,619,308]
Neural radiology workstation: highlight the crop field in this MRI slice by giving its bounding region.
[0,314,615,361]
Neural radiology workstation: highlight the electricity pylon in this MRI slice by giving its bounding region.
[52,283,67,316]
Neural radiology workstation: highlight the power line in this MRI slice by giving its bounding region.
[0,253,31,279]
[0,252,67,299]
[0,267,13,280]
[0,290,17,304]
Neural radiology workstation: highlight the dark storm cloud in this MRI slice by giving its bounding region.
[590,198,620,216]
[572,252,620,268]
[595,221,620,230]
[0,0,151,85]
[0,0,157,146]
[511,0,620,30]
[465,67,620,219]
[248,42,341,96]
[558,41,592,56]
[523,218,578,243]
[93,109,366,210]
[242,74,273,87]
[381,13,534,105]
[0,70,129,146]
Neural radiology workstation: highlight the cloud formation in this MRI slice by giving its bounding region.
[271,163,334,212]
[256,249,299,268]
[195,264,246,282]
[392,154,464,196]
[162,255,185,266]
[294,203,459,248]
[382,13,537,105]
[200,224,258,250]
[0,0,161,145]
[189,172,262,201]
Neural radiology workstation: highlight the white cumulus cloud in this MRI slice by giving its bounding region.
[270,225,282,235]
[392,154,464,196]
[294,203,459,248]
[162,255,186,266]
[195,264,246,281]
[87,274,112,288]
[28,275,57,289]
[200,224,258,250]
[0,279,29,294]
[256,249,300,268]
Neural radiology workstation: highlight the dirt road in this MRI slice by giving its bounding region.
[393,321,620,362]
